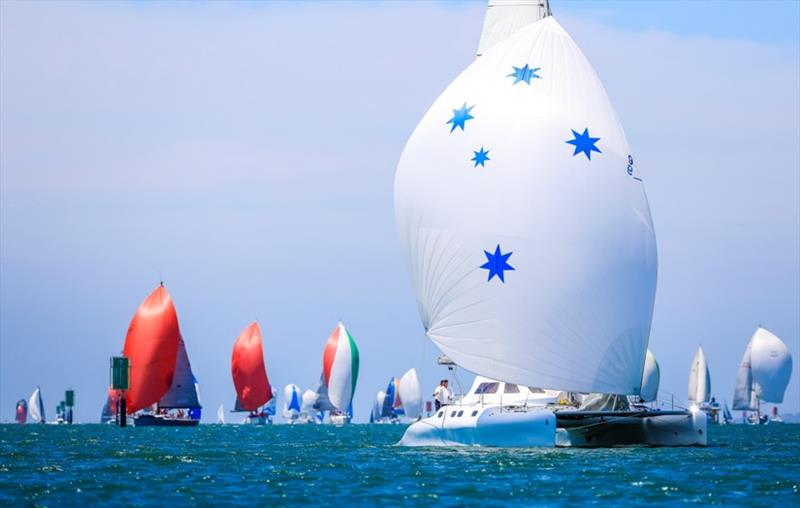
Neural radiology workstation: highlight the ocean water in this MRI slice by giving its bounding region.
[1,423,798,506]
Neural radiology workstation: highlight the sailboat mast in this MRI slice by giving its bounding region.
[476,0,553,57]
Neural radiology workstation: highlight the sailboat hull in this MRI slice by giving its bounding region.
[133,414,199,427]
[399,405,556,447]
[554,409,707,447]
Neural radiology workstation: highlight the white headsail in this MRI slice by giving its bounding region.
[688,346,711,403]
[640,349,660,403]
[394,15,657,395]
[398,368,423,419]
[28,387,45,423]
[477,0,551,56]
[733,327,793,409]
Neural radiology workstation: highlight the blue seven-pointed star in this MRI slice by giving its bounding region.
[480,245,515,283]
[566,128,602,160]
[447,102,475,132]
[507,64,541,85]
[472,147,490,167]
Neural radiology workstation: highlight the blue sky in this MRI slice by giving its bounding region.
[1,0,798,422]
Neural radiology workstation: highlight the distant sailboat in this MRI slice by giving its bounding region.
[15,399,27,424]
[231,322,274,425]
[299,389,322,424]
[121,285,199,427]
[217,404,226,424]
[100,387,120,424]
[688,346,711,405]
[395,0,705,447]
[379,377,403,422]
[320,322,359,424]
[721,402,734,425]
[283,384,302,423]
[28,387,45,424]
[733,327,793,424]
[370,390,387,423]
[398,368,423,420]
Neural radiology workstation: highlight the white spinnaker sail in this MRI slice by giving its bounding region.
[283,384,301,417]
[372,390,386,421]
[301,389,319,416]
[477,0,550,56]
[394,16,657,395]
[217,404,225,424]
[750,328,792,403]
[398,368,423,419]
[640,349,660,403]
[688,346,711,403]
[28,387,45,423]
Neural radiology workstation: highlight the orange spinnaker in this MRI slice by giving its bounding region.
[231,322,272,411]
[122,285,181,413]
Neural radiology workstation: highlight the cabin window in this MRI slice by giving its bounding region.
[450,411,457,418]
[457,410,464,417]
[504,383,520,394]
[471,410,478,417]
[474,382,499,394]
[437,411,443,418]
[527,387,545,394]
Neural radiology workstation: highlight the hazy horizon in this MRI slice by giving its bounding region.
[1,0,798,423]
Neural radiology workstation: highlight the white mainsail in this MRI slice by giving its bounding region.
[477,0,551,57]
[688,346,711,403]
[28,387,45,423]
[217,404,225,424]
[640,349,660,403]
[395,14,657,396]
[158,336,201,409]
[398,368,423,419]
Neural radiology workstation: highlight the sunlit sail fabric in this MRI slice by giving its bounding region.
[395,16,657,395]
[322,322,360,411]
[688,346,710,403]
[231,322,272,411]
[122,285,181,413]
[639,349,660,403]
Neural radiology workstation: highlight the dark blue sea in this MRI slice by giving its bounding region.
[1,423,798,506]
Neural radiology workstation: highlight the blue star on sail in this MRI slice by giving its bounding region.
[566,128,602,160]
[472,147,490,167]
[507,64,541,85]
[447,103,475,132]
[480,245,514,283]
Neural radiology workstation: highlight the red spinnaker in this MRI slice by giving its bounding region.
[231,322,272,411]
[122,285,181,413]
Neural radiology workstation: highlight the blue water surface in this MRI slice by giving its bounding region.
[1,423,798,506]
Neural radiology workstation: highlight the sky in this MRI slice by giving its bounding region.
[1,0,798,423]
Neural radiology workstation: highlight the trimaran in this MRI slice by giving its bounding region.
[394,0,706,447]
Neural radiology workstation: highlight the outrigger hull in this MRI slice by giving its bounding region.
[399,406,556,447]
[554,409,707,447]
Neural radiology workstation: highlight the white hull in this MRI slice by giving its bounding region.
[399,405,556,447]
[555,409,707,447]
[398,403,707,447]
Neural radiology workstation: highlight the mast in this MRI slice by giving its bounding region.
[477,0,552,57]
